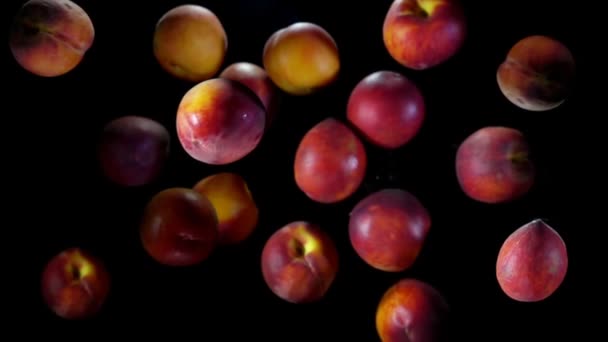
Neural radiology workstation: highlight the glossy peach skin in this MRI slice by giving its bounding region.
[376,279,449,342]
[455,126,535,204]
[153,4,227,82]
[41,248,110,320]
[261,221,339,304]
[294,118,367,203]
[263,22,340,95]
[176,78,266,165]
[349,189,431,272]
[347,70,426,149]
[9,0,94,77]
[193,172,259,245]
[496,219,568,302]
[497,35,576,111]
[219,62,280,128]
[140,188,219,266]
[383,0,466,70]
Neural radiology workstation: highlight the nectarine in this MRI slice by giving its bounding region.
[176,78,266,165]
[219,62,280,128]
[140,188,219,266]
[193,172,259,245]
[376,278,449,342]
[455,126,535,204]
[9,0,95,77]
[98,116,170,187]
[347,70,426,149]
[349,188,431,272]
[294,118,367,203]
[153,4,227,82]
[383,0,466,70]
[496,219,568,302]
[263,22,340,95]
[41,248,110,320]
[261,221,339,303]
[497,35,576,111]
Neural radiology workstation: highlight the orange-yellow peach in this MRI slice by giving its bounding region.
[261,221,339,304]
[497,35,576,111]
[193,172,259,245]
[263,22,340,95]
[9,0,94,77]
[376,278,449,342]
[153,4,227,82]
[219,62,280,127]
[41,248,110,319]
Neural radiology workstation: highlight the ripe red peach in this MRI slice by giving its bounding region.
[497,35,576,111]
[153,4,227,82]
[455,126,535,204]
[263,22,340,95]
[294,118,367,203]
[383,0,466,70]
[349,189,431,272]
[376,278,449,342]
[98,116,170,187]
[193,172,259,245]
[261,221,339,304]
[496,219,568,302]
[9,0,94,77]
[140,188,219,266]
[176,78,266,165]
[41,248,110,320]
[219,62,280,128]
[347,70,426,149]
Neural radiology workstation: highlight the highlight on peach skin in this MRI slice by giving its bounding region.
[41,248,110,320]
[153,4,227,82]
[98,115,170,187]
[193,172,259,245]
[383,0,466,70]
[140,187,219,267]
[349,188,431,272]
[497,35,576,111]
[261,221,339,304]
[219,62,280,128]
[376,278,449,342]
[347,70,426,149]
[294,117,367,204]
[263,22,340,95]
[496,219,568,302]
[9,0,95,77]
[455,126,535,204]
[176,78,266,165]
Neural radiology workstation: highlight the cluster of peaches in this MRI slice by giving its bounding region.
[12,0,575,340]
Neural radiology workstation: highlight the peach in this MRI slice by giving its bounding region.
[219,62,280,128]
[9,0,94,77]
[455,126,535,204]
[193,172,259,245]
[176,78,266,165]
[349,188,431,272]
[383,0,466,70]
[261,221,339,304]
[263,22,340,95]
[294,117,367,203]
[497,35,576,111]
[97,116,170,187]
[376,278,449,342]
[347,70,426,149]
[140,188,219,266]
[496,219,568,302]
[153,4,227,82]
[41,248,110,320]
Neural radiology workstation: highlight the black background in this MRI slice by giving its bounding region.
[5,0,589,339]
